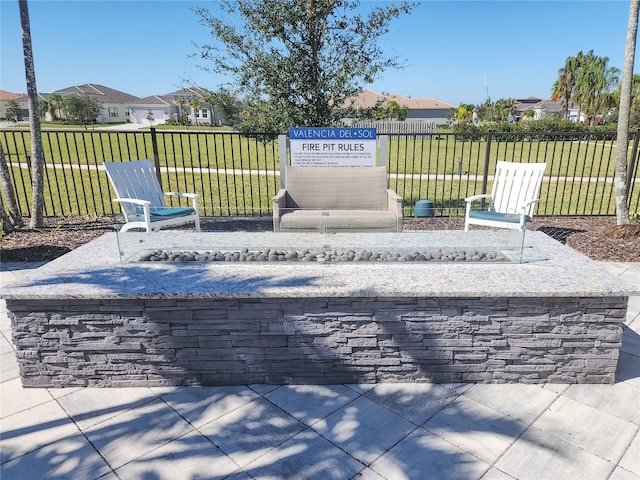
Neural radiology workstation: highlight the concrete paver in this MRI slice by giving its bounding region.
[242,428,365,480]
[461,383,558,424]
[114,429,240,480]
[424,395,529,464]
[83,397,194,470]
[532,395,637,462]
[619,431,640,476]
[264,384,359,427]
[362,383,458,425]
[198,397,307,467]
[311,395,417,465]
[159,385,260,428]
[496,424,618,480]
[369,427,491,480]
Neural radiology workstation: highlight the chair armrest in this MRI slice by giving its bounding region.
[113,198,153,231]
[165,191,199,210]
[387,189,403,217]
[273,189,287,212]
[272,189,288,232]
[165,192,199,199]
[513,198,541,220]
[464,193,492,203]
[521,198,540,209]
[113,198,150,207]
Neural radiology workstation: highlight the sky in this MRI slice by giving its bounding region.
[0,0,636,107]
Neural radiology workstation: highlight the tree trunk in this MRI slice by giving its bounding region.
[615,0,639,225]
[19,0,45,229]
[0,143,24,232]
[0,195,15,234]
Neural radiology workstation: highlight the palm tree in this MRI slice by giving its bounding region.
[384,100,408,120]
[586,56,620,124]
[47,92,64,121]
[631,74,640,104]
[19,0,45,228]
[614,0,639,225]
[188,97,202,125]
[574,51,620,124]
[551,55,579,119]
[572,51,593,122]
[395,104,409,121]
[176,97,186,124]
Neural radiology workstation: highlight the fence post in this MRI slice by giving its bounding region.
[150,127,162,183]
[377,135,389,169]
[278,134,288,188]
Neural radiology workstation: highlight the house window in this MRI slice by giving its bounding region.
[108,107,118,118]
[200,108,208,119]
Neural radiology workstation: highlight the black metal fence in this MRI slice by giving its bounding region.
[1,128,639,218]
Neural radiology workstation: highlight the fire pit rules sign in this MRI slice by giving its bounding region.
[289,127,377,166]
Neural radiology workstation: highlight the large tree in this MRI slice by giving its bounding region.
[4,100,21,123]
[492,98,517,122]
[573,50,620,124]
[64,95,103,127]
[47,92,65,121]
[193,0,417,132]
[202,87,244,125]
[551,55,579,119]
[19,0,45,228]
[614,0,639,225]
[0,143,24,233]
[187,96,201,125]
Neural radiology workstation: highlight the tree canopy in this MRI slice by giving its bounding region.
[551,50,620,124]
[64,95,103,127]
[193,0,417,132]
[4,100,21,123]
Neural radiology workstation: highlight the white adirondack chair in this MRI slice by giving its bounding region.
[464,161,546,232]
[104,159,201,233]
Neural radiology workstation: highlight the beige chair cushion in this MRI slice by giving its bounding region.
[279,209,399,232]
[285,167,389,210]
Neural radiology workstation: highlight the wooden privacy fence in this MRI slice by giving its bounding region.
[1,128,639,218]
[353,121,436,135]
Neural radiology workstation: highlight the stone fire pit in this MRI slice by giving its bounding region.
[3,231,636,387]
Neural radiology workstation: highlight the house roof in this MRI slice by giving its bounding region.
[513,98,577,113]
[0,90,24,101]
[129,95,172,106]
[53,84,139,103]
[515,97,543,105]
[342,90,455,111]
[127,86,212,107]
[166,86,210,98]
[12,92,51,103]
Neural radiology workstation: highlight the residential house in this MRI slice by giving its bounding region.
[52,84,139,123]
[6,92,51,121]
[513,97,586,123]
[341,90,456,126]
[126,86,219,126]
[0,90,25,119]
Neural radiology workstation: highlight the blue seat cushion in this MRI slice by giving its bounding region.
[468,210,531,224]
[150,207,195,218]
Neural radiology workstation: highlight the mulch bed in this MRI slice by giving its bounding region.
[2,215,639,263]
